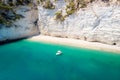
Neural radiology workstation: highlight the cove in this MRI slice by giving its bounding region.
[0,40,120,80]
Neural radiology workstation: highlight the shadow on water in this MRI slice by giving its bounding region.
[0,38,26,45]
[0,32,40,45]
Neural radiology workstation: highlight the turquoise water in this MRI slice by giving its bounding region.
[0,40,120,80]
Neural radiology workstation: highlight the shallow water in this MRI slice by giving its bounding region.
[0,40,120,80]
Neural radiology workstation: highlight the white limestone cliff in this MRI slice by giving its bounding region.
[38,0,120,46]
[0,6,40,42]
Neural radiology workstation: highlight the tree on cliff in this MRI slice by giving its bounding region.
[0,0,36,26]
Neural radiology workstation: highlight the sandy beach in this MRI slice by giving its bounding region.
[28,35,120,53]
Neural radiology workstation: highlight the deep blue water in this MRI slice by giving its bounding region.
[0,40,120,80]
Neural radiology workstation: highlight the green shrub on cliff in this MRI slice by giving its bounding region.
[43,0,55,9]
[55,10,65,21]
[0,2,21,25]
[65,0,85,15]
[0,0,34,26]
[65,0,95,16]
[37,0,55,9]
[66,1,76,16]
[0,2,12,10]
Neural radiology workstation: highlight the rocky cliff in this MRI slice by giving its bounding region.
[0,0,120,46]
[38,0,120,46]
[0,0,40,43]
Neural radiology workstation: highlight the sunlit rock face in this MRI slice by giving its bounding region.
[0,6,40,42]
[38,0,120,46]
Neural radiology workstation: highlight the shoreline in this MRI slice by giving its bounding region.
[28,35,120,53]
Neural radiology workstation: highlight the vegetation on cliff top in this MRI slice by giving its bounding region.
[55,0,120,21]
[0,2,20,25]
[0,0,120,24]
[54,0,96,21]
[55,10,65,21]
[37,0,55,9]
[0,0,34,26]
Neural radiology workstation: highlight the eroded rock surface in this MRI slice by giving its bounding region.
[0,6,40,42]
[38,0,120,46]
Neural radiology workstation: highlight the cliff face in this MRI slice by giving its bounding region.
[0,0,120,46]
[38,0,120,46]
[0,0,40,42]
[0,6,39,42]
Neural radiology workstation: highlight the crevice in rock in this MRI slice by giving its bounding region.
[113,43,116,45]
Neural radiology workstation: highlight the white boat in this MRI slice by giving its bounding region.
[56,50,62,56]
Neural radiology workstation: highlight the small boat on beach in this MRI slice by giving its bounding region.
[56,50,62,56]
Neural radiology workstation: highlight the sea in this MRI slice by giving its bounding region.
[0,40,120,80]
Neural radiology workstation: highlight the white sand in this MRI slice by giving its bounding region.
[28,35,120,53]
